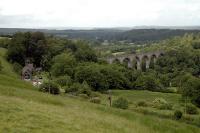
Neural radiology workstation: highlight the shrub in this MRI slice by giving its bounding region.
[79,81,92,96]
[137,101,148,107]
[54,75,72,87]
[152,98,172,110]
[135,74,164,91]
[39,81,60,95]
[153,98,167,105]
[185,104,199,115]
[90,97,101,104]
[113,97,129,109]
[174,110,182,120]
[65,82,81,95]
[65,81,92,96]
[63,86,70,92]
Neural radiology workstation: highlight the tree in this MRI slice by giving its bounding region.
[192,41,200,49]
[155,47,200,82]
[7,32,47,67]
[51,52,76,77]
[75,64,104,91]
[181,75,200,107]
[0,37,10,48]
[74,63,132,91]
[100,65,130,89]
[74,41,97,62]
[7,32,26,65]
[39,81,60,95]
[75,63,108,91]
[79,81,92,96]
[54,75,72,87]
[135,73,163,91]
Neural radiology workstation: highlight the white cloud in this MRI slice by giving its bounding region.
[0,0,200,28]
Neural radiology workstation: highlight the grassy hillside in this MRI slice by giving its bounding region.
[112,90,180,103]
[0,48,18,77]
[0,48,200,133]
[106,90,200,124]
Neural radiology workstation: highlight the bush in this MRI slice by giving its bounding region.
[64,82,82,95]
[79,81,92,96]
[152,98,172,110]
[54,75,72,87]
[90,97,101,104]
[39,81,60,94]
[153,98,167,105]
[185,104,199,115]
[137,101,148,107]
[65,81,92,96]
[135,74,164,91]
[113,97,129,109]
[174,110,182,120]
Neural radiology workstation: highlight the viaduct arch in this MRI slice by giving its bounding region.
[106,51,164,70]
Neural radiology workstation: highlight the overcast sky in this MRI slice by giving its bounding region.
[0,0,200,28]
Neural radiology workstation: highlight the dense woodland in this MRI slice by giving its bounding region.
[0,32,200,108]
[1,28,200,43]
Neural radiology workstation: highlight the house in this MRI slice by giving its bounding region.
[22,59,34,81]
[22,59,42,78]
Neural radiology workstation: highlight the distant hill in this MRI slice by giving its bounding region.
[1,27,200,43]
[131,26,200,30]
[115,29,200,42]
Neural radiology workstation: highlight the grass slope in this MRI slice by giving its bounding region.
[0,48,199,133]
[112,90,181,103]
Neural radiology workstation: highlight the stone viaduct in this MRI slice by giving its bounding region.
[106,51,164,70]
